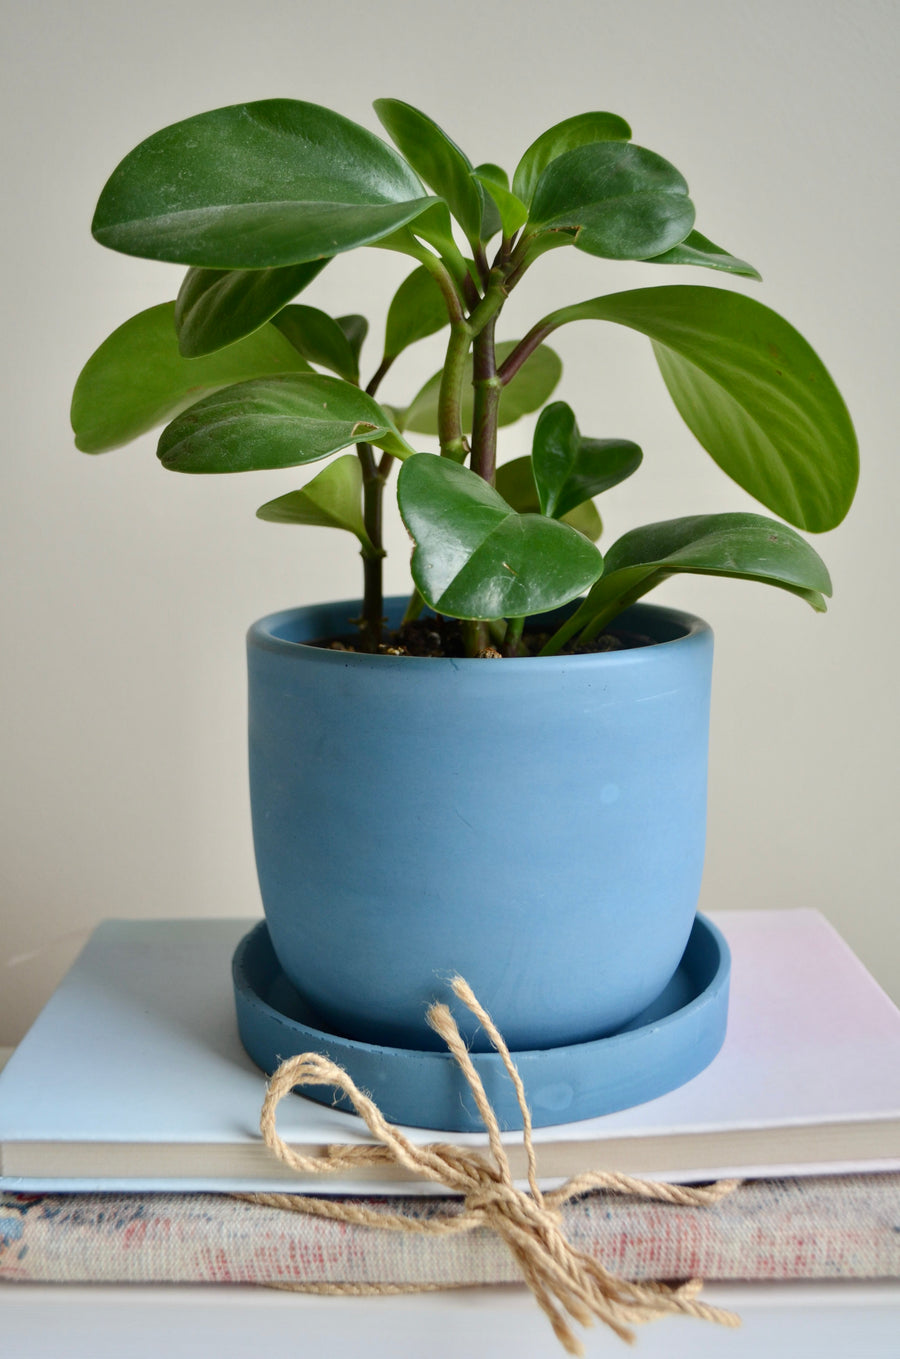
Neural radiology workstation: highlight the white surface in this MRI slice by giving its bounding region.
[1,2,898,1054]
[1,1282,899,1359]
[1,910,898,1193]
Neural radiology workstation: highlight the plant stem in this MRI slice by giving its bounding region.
[399,240,468,326]
[425,242,513,464]
[497,316,558,387]
[462,270,511,478]
[474,240,491,288]
[402,588,426,625]
[463,270,481,312]
[504,616,525,656]
[468,276,509,336]
[497,294,592,387]
[471,314,501,485]
[537,610,579,657]
[438,321,473,462]
[458,274,511,657]
[462,619,490,656]
[503,229,572,293]
[355,441,387,652]
[538,585,636,657]
[366,355,395,398]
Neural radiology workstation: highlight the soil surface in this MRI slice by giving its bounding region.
[315,617,655,659]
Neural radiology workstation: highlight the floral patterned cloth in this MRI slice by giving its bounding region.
[1,1174,898,1286]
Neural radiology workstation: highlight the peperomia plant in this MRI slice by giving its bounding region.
[72,99,858,656]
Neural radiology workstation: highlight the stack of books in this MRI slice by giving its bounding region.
[1,909,899,1288]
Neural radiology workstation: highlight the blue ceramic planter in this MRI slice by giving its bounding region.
[247,598,713,1054]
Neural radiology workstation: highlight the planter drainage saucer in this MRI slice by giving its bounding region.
[232,914,730,1133]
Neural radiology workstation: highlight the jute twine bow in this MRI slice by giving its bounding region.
[240,976,741,1354]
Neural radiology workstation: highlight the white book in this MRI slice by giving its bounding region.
[0,909,898,1194]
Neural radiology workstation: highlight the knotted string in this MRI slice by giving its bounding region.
[240,976,740,1354]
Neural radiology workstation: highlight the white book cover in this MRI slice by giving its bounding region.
[0,909,898,1193]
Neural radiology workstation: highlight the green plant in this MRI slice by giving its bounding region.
[72,99,858,656]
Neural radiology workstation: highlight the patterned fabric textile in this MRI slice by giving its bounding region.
[1,1174,898,1286]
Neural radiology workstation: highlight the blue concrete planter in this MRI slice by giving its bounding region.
[247,597,713,1054]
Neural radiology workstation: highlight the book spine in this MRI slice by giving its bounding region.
[2,1176,899,1286]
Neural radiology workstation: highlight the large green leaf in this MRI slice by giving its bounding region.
[374,99,483,242]
[398,454,603,620]
[648,229,761,280]
[272,305,361,382]
[512,112,632,208]
[256,455,374,551]
[92,99,436,268]
[495,456,603,541]
[531,401,642,518]
[527,142,694,260]
[384,265,450,360]
[157,374,413,473]
[174,260,328,358]
[403,340,562,435]
[72,302,312,454]
[555,513,831,646]
[542,286,858,531]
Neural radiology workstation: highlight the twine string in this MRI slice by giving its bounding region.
[242,975,741,1354]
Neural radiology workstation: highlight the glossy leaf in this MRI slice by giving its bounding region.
[403,340,562,435]
[562,513,831,643]
[546,286,858,531]
[72,302,312,454]
[337,315,368,367]
[473,164,528,239]
[256,455,374,551]
[648,229,761,280]
[528,142,694,260]
[384,266,450,359]
[272,305,361,382]
[157,374,413,473]
[174,260,328,358]
[495,456,603,541]
[374,99,483,242]
[513,112,632,208]
[532,402,642,518]
[92,99,436,268]
[397,454,603,620]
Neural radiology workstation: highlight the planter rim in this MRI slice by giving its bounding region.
[248,597,712,670]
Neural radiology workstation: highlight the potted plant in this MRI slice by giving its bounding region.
[72,99,857,1087]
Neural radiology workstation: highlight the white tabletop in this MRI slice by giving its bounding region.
[2,1281,900,1358]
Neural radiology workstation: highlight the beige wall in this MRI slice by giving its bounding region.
[1,0,897,1041]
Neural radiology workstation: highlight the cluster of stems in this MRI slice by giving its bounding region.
[355,226,550,655]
